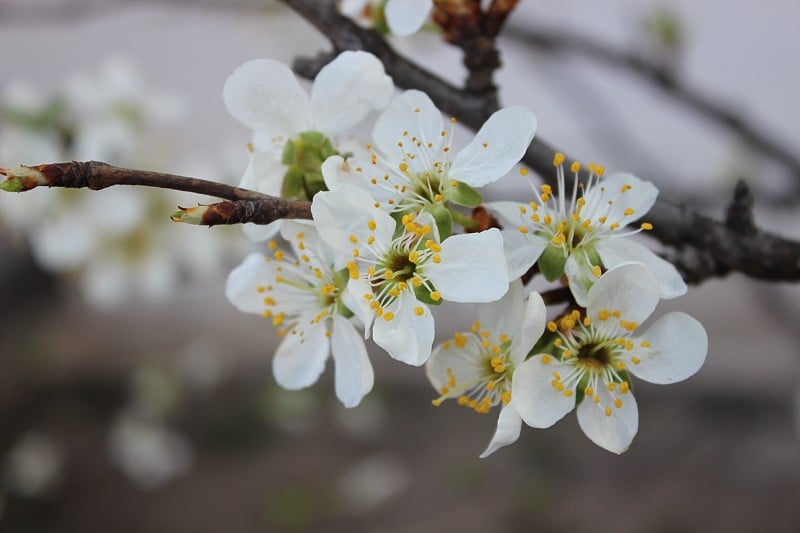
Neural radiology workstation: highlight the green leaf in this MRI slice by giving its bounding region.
[538,245,567,282]
[425,204,452,240]
[447,181,483,207]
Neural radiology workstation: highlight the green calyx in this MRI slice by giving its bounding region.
[0,176,24,192]
[330,267,355,319]
[280,131,339,201]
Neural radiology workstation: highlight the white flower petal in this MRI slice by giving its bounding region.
[512,355,576,428]
[385,0,432,36]
[503,229,548,280]
[576,383,638,454]
[426,333,482,392]
[564,253,592,308]
[311,184,395,255]
[451,106,537,187]
[513,291,547,366]
[483,201,528,227]
[280,219,341,269]
[223,59,311,137]
[272,317,330,390]
[478,279,525,342]
[372,292,433,366]
[345,277,375,337]
[582,173,658,227]
[586,263,660,326]
[425,228,508,303]
[596,237,687,300]
[242,221,282,243]
[225,253,274,314]
[479,405,523,458]
[628,312,708,384]
[372,90,443,165]
[331,315,374,407]
[310,51,393,134]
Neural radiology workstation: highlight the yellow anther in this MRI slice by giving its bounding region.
[349,234,358,244]
[499,334,509,343]
[274,250,285,261]
[450,180,458,187]
[367,220,377,231]
[541,184,552,195]
[540,193,550,202]
[501,391,512,405]
[570,161,581,173]
[430,291,441,301]
[612,310,621,318]
[641,341,651,348]
[614,398,623,409]
[352,248,360,257]
[518,205,527,214]
[623,208,634,217]
[434,194,443,202]
[596,166,605,176]
[593,395,600,404]
[268,240,278,250]
[411,276,423,287]
[564,389,574,397]
[457,396,469,406]
[641,222,653,230]
[518,225,529,234]
[547,321,558,332]
[583,317,592,326]
[598,216,608,224]
[609,222,620,231]
[388,288,400,298]
[553,152,565,166]
[263,297,276,305]
[543,215,552,225]
[607,382,616,392]
[471,321,481,332]
[531,214,540,222]
[551,233,566,245]
[454,332,467,348]
[621,184,632,193]
[519,167,529,176]
[553,338,562,347]
[399,162,408,172]
[409,250,420,263]
[432,254,441,264]
[443,341,451,350]
[584,386,594,396]
[384,269,395,280]
[261,310,272,318]
[541,355,552,364]
[605,407,612,417]
[486,381,496,391]
[256,285,267,293]
[414,306,424,316]
[631,356,641,365]
[272,312,285,326]
[616,361,626,371]
[591,265,602,278]
[620,382,630,393]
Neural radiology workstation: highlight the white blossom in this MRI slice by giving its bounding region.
[226,220,373,407]
[512,263,707,453]
[488,153,686,305]
[312,183,509,366]
[426,280,546,457]
[223,51,394,241]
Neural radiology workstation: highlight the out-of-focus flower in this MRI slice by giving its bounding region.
[426,280,546,457]
[322,89,537,237]
[223,51,393,241]
[488,153,686,305]
[226,220,373,407]
[512,264,707,453]
[3,432,65,498]
[108,414,192,490]
[312,184,509,365]
[340,0,433,36]
[337,453,410,514]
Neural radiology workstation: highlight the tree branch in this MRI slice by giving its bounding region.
[279,0,800,283]
[0,161,312,226]
[504,24,800,190]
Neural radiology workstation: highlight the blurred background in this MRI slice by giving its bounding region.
[1,1,799,531]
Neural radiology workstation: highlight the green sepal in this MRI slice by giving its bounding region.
[499,339,513,353]
[281,139,296,165]
[303,171,327,199]
[447,181,483,207]
[281,166,306,199]
[425,203,452,240]
[538,245,567,282]
[332,267,351,289]
[526,331,558,361]
[414,284,442,306]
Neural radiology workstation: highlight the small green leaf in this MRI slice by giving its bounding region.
[447,181,483,207]
[538,245,567,282]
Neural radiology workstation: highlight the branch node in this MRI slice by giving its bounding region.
[725,179,756,235]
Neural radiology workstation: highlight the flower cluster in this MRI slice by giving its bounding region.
[217,50,708,456]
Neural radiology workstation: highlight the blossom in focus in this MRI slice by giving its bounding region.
[226,220,373,407]
[426,280,546,457]
[223,51,394,241]
[487,154,686,305]
[512,263,707,453]
[312,184,509,366]
[323,89,537,237]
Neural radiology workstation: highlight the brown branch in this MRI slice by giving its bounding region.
[504,24,800,192]
[0,161,311,226]
[280,0,800,284]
